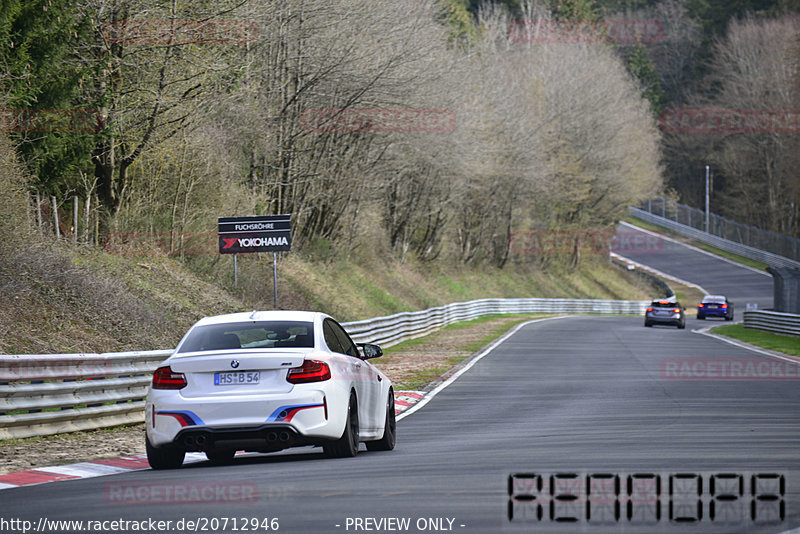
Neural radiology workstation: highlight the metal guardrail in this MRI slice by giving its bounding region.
[744,310,800,337]
[0,298,647,439]
[638,197,800,262]
[629,207,800,270]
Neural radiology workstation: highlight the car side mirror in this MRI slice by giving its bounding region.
[357,343,383,360]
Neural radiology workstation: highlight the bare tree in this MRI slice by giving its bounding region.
[75,0,251,217]
[703,14,800,237]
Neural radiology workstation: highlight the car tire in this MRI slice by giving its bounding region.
[206,449,236,465]
[697,315,705,320]
[644,322,653,327]
[146,435,185,470]
[725,315,733,321]
[366,390,396,452]
[324,393,359,458]
[678,322,686,329]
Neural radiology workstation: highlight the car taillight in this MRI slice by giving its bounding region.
[698,303,704,308]
[152,366,187,390]
[287,360,331,384]
[673,308,681,313]
[646,307,653,312]
[721,304,727,308]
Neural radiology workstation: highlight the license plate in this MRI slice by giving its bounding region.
[214,371,260,385]
[708,304,719,308]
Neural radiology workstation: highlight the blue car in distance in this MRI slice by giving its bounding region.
[697,295,734,321]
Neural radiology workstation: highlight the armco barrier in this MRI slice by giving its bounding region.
[744,310,800,337]
[629,207,800,270]
[0,298,647,439]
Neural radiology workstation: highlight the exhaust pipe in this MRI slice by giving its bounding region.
[266,432,278,442]
[195,434,208,446]
[279,431,291,442]
[183,435,196,447]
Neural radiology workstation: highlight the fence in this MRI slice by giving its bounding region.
[0,297,647,439]
[629,207,800,270]
[743,310,800,337]
[637,197,800,263]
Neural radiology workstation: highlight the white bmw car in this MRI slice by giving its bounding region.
[145,311,395,469]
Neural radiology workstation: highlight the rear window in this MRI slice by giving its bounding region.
[177,321,314,353]
[702,296,726,303]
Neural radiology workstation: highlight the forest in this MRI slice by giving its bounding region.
[1,0,798,272]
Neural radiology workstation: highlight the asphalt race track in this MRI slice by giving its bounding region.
[614,221,774,315]
[1,225,797,534]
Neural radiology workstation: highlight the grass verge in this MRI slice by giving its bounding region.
[709,324,800,357]
[670,282,707,317]
[377,314,550,390]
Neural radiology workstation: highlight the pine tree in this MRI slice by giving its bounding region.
[623,44,666,114]
[0,0,94,194]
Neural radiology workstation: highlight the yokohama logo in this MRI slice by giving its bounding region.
[224,236,289,249]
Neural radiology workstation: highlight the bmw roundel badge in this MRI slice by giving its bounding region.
[231,360,240,369]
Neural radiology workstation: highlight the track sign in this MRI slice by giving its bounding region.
[218,215,291,254]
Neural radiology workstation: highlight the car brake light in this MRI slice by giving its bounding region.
[646,307,653,312]
[152,366,187,390]
[287,360,331,384]
[698,303,704,307]
[721,304,727,308]
[673,308,681,313]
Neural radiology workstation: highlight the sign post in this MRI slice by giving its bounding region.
[273,252,278,309]
[218,215,292,307]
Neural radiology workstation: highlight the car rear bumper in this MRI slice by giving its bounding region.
[146,385,348,448]
[645,313,683,326]
[173,424,319,452]
[698,309,729,317]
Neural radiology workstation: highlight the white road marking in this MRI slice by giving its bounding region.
[37,463,130,477]
[397,316,569,420]
[694,328,800,365]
